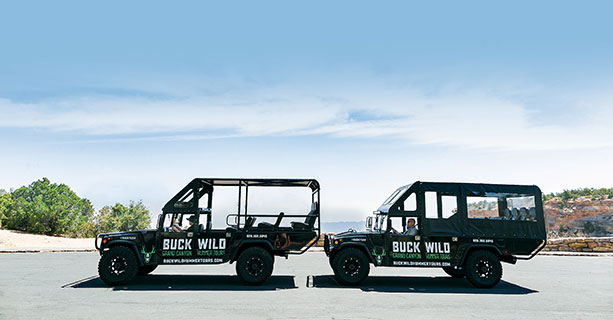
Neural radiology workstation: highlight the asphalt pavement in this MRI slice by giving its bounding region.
[0,252,611,319]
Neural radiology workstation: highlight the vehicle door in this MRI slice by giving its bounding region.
[384,191,423,266]
[420,185,460,268]
[194,210,229,264]
[158,213,197,264]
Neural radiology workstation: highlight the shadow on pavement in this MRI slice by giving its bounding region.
[63,274,297,291]
[309,275,538,294]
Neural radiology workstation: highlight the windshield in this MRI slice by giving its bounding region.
[382,186,409,206]
[373,213,387,232]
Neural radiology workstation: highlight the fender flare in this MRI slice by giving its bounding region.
[230,240,275,262]
[104,241,145,266]
[459,244,505,267]
[332,242,376,264]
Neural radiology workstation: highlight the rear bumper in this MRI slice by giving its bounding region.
[323,234,330,256]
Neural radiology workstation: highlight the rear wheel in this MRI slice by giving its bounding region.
[332,248,370,285]
[137,265,158,276]
[236,247,274,285]
[442,267,465,278]
[98,246,139,286]
[464,250,502,288]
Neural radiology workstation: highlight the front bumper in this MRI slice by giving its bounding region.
[94,233,112,251]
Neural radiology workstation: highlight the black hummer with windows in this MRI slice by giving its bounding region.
[96,178,320,286]
[324,181,546,288]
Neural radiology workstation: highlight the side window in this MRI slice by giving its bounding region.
[162,214,174,228]
[174,189,195,209]
[441,195,458,218]
[388,216,419,234]
[403,193,417,211]
[162,214,196,232]
[425,192,438,219]
[467,196,499,219]
[506,195,536,221]
[388,217,404,232]
[198,209,212,231]
[200,193,210,209]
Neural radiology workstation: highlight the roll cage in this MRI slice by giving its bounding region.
[158,178,321,253]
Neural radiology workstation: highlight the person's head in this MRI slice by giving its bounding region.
[407,218,416,228]
[187,215,196,225]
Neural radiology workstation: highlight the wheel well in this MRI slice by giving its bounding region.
[232,242,274,263]
[461,246,501,268]
[105,243,143,265]
[331,244,374,264]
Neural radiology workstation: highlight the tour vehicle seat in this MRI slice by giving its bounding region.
[510,208,519,220]
[244,216,256,229]
[291,202,318,230]
[199,224,205,232]
[519,207,528,220]
[503,208,512,220]
[528,207,537,220]
[257,212,285,229]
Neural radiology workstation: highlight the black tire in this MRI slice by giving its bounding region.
[236,247,274,285]
[137,265,158,276]
[464,250,502,288]
[98,246,139,286]
[442,267,465,278]
[332,248,370,286]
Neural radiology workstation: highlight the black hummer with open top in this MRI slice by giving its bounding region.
[95,178,320,286]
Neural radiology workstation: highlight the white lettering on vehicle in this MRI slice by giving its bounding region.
[392,241,450,254]
[163,238,226,251]
[393,260,451,267]
[392,241,421,253]
[424,242,450,254]
[198,238,226,250]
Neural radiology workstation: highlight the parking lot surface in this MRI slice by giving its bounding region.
[0,252,611,319]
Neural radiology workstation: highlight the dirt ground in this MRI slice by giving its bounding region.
[0,229,94,251]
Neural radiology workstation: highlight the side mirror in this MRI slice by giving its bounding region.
[365,216,373,229]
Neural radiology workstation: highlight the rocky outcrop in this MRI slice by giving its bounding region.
[544,197,613,237]
[542,237,613,252]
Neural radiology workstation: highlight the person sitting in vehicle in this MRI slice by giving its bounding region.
[391,217,418,235]
[402,218,418,236]
[172,215,196,232]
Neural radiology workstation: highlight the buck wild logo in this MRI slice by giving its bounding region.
[163,238,227,250]
[392,241,451,253]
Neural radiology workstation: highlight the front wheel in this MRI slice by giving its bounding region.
[236,247,274,285]
[464,250,502,288]
[98,246,139,286]
[332,248,370,286]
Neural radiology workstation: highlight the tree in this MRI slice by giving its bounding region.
[0,189,13,229]
[2,178,94,237]
[95,200,151,233]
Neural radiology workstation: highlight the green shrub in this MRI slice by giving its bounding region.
[95,201,151,233]
[1,178,94,237]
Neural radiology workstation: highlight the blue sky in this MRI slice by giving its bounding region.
[1,1,613,224]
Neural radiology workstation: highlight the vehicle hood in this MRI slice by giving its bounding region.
[98,230,156,237]
[331,229,380,239]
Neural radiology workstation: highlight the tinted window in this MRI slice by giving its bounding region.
[467,196,499,218]
[425,192,438,219]
[403,193,417,211]
[441,195,458,219]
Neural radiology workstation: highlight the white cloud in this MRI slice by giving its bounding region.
[1,86,612,151]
